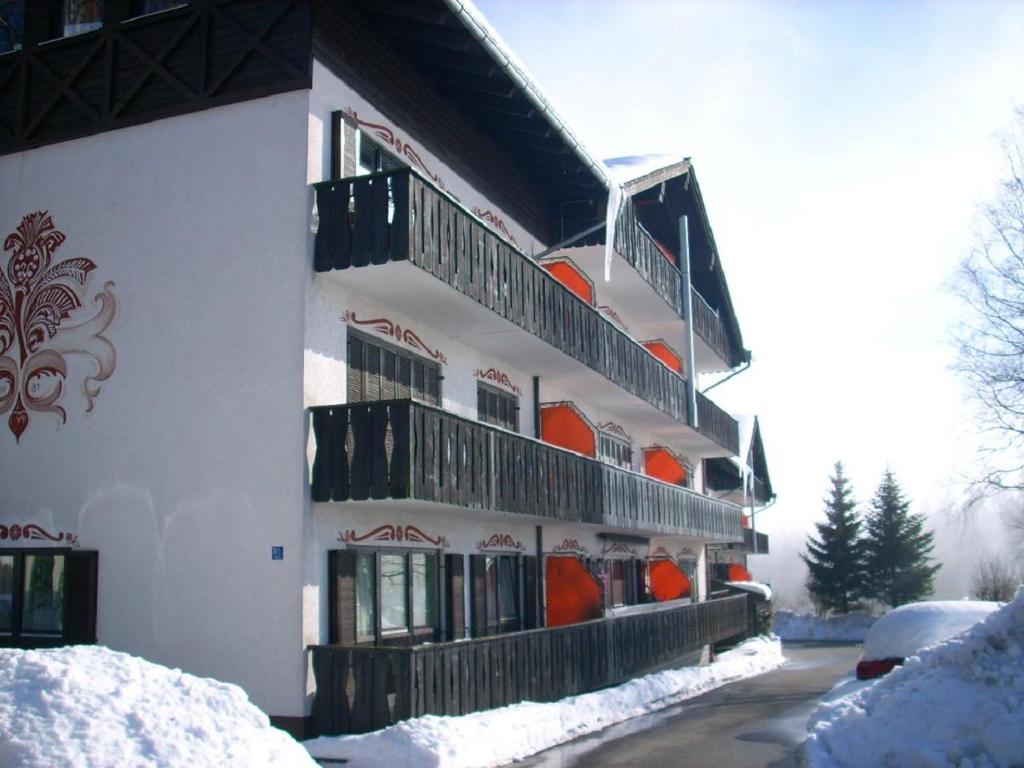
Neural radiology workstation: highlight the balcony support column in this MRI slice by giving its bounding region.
[679,215,699,429]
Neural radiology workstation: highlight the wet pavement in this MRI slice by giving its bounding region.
[515,643,863,768]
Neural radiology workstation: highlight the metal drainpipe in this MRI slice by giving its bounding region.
[532,376,541,438]
[679,216,699,429]
[748,467,758,555]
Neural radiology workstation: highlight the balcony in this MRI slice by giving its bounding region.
[738,528,770,554]
[310,400,744,541]
[313,168,739,455]
[555,200,747,372]
[310,593,751,734]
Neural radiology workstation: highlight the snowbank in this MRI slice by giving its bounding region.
[725,580,773,600]
[862,600,999,660]
[0,645,315,768]
[773,610,876,642]
[305,635,784,768]
[805,589,1024,768]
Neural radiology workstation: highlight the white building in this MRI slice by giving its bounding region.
[0,0,769,737]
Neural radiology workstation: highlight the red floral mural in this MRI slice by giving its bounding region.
[1,212,117,441]
[474,367,521,395]
[552,538,588,555]
[338,524,449,548]
[345,109,446,188]
[0,522,79,548]
[476,533,526,552]
[342,310,447,365]
[472,208,518,245]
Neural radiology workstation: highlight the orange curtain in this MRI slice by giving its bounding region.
[642,341,684,374]
[644,447,688,485]
[649,560,692,601]
[727,563,753,582]
[542,262,595,305]
[541,405,597,458]
[545,556,603,627]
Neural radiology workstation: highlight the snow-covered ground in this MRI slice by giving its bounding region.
[304,635,784,768]
[0,645,316,768]
[805,589,1024,768]
[773,610,877,642]
[861,600,999,661]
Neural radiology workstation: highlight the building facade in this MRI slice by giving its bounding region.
[0,0,769,736]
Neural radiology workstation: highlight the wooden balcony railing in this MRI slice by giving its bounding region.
[743,528,770,554]
[310,593,751,735]
[313,169,688,427]
[311,400,744,540]
[566,200,745,370]
[696,391,740,455]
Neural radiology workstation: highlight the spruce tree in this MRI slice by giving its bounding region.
[863,470,940,608]
[802,462,866,614]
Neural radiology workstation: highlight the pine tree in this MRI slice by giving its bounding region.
[802,462,866,614]
[863,470,941,608]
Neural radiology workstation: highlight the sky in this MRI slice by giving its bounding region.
[475,0,1024,606]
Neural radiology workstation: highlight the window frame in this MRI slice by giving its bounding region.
[476,381,519,432]
[346,328,442,407]
[479,553,523,635]
[0,547,98,648]
[598,430,632,470]
[341,547,443,647]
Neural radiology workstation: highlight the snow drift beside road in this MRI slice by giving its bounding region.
[861,600,999,660]
[805,589,1024,768]
[0,645,315,768]
[773,610,876,642]
[305,635,785,768]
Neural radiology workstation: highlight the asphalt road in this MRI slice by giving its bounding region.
[516,643,863,768]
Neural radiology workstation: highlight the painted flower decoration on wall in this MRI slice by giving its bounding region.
[0,211,117,441]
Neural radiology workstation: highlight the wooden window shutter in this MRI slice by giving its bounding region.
[347,334,364,403]
[381,349,397,400]
[444,554,465,641]
[397,356,412,400]
[468,554,488,638]
[62,551,98,644]
[365,341,382,401]
[523,555,540,630]
[329,550,358,645]
[424,366,440,405]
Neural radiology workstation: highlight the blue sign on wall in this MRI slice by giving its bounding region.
[271,546,284,561]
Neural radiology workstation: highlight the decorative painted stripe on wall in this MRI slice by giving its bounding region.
[341,310,447,364]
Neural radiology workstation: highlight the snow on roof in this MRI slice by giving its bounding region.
[725,580,773,600]
[805,589,1024,767]
[0,645,315,768]
[861,600,1000,661]
[604,154,691,190]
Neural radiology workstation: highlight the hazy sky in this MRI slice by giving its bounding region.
[475,0,1024,604]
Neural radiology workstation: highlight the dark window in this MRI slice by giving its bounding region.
[347,330,441,406]
[477,383,518,432]
[598,432,632,470]
[679,557,699,599]
[607,558,647,607]
[356,129,403,175]
[471,554,522,636]
[0,0,24,53]
[60,0,103,37]
[331,548,441,646]
[0,549,98,648]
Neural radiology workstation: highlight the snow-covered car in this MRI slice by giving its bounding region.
[855,600,1000,679]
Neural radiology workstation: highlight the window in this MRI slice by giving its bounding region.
[606,558,647,608]
[598,431,632,470]
[347,330,441,406]
[0,549,97,647]
[679,557,699,600]
[60,0,103,37]
[356,129,403,176]
[477,383,518,432]
[332,548,440,645]
[0,0,24,54]
[472,554,524,636]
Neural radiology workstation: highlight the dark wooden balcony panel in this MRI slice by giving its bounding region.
[310,593,752,735]
[696,391,740,456]
[612,199,684,315]
[0,0,312,156]
[691,288,745,369]
[740,528,770,554]
[311,400,743,540]
[313,170,689,426]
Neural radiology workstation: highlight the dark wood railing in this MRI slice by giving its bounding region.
[697,391,740,455]
[313,169,688,426]
[310,594,751,735]
[564,200,745,369]
[741,528,770,554]
[311,400,744,540]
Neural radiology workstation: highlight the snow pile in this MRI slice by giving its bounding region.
[0,645,315,768]
[862,600,999,660]
[725,580,773,600]
[773,610,876,642]
[306,636,784,768]
[805,589,1024,768]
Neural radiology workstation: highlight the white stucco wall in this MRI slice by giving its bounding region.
[0,91,311,717]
